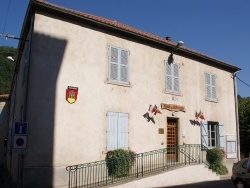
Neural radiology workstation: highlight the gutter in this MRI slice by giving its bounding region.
[233,70,241,161]
[31,0,240,73]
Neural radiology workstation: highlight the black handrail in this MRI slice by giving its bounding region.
[66,144,207,188]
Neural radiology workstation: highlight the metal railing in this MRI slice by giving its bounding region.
[202,146,221,172]
[66,144,207,188]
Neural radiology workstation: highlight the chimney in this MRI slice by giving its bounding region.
[166,36,171,41]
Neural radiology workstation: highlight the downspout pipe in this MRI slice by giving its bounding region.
[24,14,34,121]
[19,12,35,188]
[233,70,240,161]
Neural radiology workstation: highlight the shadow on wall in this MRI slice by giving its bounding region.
[0,102,9,167]
[21,32,67,187]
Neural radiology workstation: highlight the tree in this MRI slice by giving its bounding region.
[0,46,17,94]
[238,97,250,157]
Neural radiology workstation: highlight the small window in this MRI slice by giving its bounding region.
[201,121,224,149]
[165,61,180,93]
[205,72,217,101]
[208,123,217,147]
[107,112,129,151]
[109,46,129,84]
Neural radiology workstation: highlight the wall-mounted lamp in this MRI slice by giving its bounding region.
[168,52,174,63]
[0,33,29,42]
[168,41,184,63]
[177,41,184,48]
[182,130,186,138]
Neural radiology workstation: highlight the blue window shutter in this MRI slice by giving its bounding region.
[218,122,224,148]
[120,50,129,83]
[205,72,217,100]
[165,61,172,91]
[205,73,211,99]
[107,112,118,150]
[165,62,180,92]
[109,47,129,84]
[211,74,217,99]
[117,113,129,150]
[109,47,119,81]
[201,120,208,149]
[173,64,179,92]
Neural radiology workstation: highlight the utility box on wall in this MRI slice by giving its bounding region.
[226,135,236,159]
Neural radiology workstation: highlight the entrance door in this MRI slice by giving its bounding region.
[167,118,178,162]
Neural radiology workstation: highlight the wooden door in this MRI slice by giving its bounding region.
[167,119,178,162]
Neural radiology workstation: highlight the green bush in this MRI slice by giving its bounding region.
[216,164,229,175]
[206,148,228,175]
[106,149,136,178]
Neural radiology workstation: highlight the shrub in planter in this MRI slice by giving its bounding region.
[206,148,228,175]
[106,149,136,178]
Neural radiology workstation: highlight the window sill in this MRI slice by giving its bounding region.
[105,80,132,87]
[207,147,216,149]
[164,91,182,96]
[205,98,218,103]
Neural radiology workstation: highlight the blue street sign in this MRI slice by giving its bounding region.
[14,122,28,135]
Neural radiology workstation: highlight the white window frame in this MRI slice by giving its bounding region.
[205,72,217,101]
[165,61,180,94]
[208,122,217,147]
[108,46,129,85]
[107,112,129,151]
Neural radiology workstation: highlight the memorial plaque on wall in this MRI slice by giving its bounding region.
[158,128,164,134]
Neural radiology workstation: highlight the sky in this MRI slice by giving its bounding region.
[0,0,249,97]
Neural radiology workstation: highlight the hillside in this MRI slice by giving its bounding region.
[0,46,17,94]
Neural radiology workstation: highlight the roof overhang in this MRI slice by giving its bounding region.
[17,0,240,73]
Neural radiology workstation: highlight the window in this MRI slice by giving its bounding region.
[107,112,129,151]
[205,72,217,101]
[165,61,180,93]
[201,121,224,149]
[109,46,129,84]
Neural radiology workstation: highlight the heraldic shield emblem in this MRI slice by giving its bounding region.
[66,86,78,104]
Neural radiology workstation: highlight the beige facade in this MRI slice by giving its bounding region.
[6,1,240,187]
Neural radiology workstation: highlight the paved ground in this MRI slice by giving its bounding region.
[0,167,13,188]
[161,178,235,188]
[0,167,233,188]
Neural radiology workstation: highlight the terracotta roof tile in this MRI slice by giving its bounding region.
[0,94,9,101]
[31,0,240,72]
[36,0,175,45]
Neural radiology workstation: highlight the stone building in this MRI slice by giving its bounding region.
[6,0,240,187]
